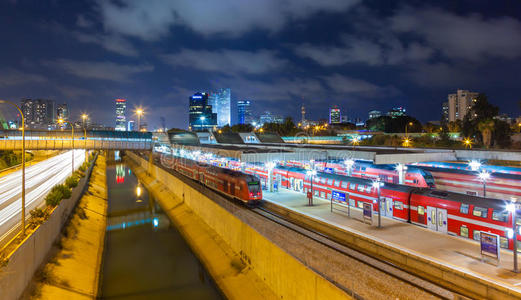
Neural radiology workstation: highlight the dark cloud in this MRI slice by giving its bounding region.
[0,69,47,87]
[75,33,139,57]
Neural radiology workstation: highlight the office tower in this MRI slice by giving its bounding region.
[56,103,69,121]
[329,105,341,124]
[368,110,382,120]
[237,100,252,125]
[189,92,217,131]
[127,120,135,131]
[115,98,127,131]
[208,88,231,127]
[301,104,306,123]
[21,98,56,129]
[388,106,406,118]
[447,89,479,122]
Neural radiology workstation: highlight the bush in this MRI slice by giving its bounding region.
[45,184,71,206]
[65,176,79,188]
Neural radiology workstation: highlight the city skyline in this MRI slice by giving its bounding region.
[1,1,521,129]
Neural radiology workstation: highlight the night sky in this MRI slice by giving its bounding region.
[1,0,521,129]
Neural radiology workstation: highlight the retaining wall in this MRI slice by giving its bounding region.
[0,154,98,300]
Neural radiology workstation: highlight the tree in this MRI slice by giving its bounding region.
[478,119,494,148]
[447,120,462,132]
[462,93,504,146]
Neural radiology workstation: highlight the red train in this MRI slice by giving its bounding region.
[246,165,518,250]
[173,156,262,205]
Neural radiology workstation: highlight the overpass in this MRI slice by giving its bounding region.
[0,129,153,150]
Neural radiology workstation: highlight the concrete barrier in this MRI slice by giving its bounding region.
[0,154,98,300]
[126,152,350,300]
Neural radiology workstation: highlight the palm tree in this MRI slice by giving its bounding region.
[478,119,495,148]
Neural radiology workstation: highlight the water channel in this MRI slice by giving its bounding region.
[100,162,223,299]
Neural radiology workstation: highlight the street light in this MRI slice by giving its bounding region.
[463,137,473,149]
[0,99,26,236]
[405,121,413,136]
[402,137,411,147]
[372,179,384,228]
[469,160,481,171]
[351,136,360,149]
[81,114,89,162]
[58,118,74,174]
[306,169,317,206]
[478,170,491,198]
[507,199,519,273]
[135,108,144,132]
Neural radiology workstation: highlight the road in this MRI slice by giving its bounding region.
[0,150,85,242]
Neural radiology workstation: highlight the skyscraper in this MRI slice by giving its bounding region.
[56,103,69,121]
[447,89,479,122]
[21,99,55,129]
[208,88,231,127]
[115,99,127,131]
[189,92,217,131]
[237,100,252,125]
[329,105,341,124]
[127,120,135,131]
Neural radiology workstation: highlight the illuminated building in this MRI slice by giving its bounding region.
[447,89,479,122]
[329,105,341,124]
[20,98,55,129]
[189,92,217,131]
[388,106,406,118]
[115,99,127,131]
[208,88,231,127]
[368,110,382,120]
[237,100,252,124]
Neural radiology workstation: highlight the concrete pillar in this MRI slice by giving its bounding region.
[148,151,154,175]
[268,168,273,192]
[397,163,406,185]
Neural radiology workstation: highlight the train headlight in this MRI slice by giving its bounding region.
[507,229,514,239]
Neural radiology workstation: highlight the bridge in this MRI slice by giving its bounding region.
[0,129,153,150]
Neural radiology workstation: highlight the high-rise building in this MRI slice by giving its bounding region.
[21,99,55,129]
[329,105,341,124]
[115,99,127,131]
[447,89,479,122]
[259,111,283,125]
[56,103,69,121]
[388,106,406,118]
[189,92,217,131]
[442,102,449,124]
[301,104,306,124]
[237,100,252,125]
[208,88,231,127]
[368,110,382,120]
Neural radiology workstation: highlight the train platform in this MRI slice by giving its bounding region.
[263,189,521,294]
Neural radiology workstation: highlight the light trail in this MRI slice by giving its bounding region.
[0,150,85,240]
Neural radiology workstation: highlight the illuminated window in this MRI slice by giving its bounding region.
[473,230,481,241]
[357,185,365,192]
[341,182,348,189]
[500,237,508,249]
[327,179,333,185]
[460,204,469,214]
[349,183,356,190]
[349,198,355,207]
[357,201,364,208]
[417,206,425,215]
[460,226,468,238]
[473,207,488,218]
[394,202,403,210]
[492,210,508,223]
[320,191,325,198]
[320,178,326,184]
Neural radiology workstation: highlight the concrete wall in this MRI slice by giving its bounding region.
[0,155,97,300]
[127,152,349,300]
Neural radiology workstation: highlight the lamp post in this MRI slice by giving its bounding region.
[135,108,144,132]
[405,121,413,136]
[507,199,519,273]
[478,170,490,198]
[82,114,88,162]
[463,138,473,149]
[0,100,26,236]
[373,179,384,228]
[306,169,317,206]
[58,118,74,174]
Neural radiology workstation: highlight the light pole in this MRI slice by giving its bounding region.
[0,100,26,236]
[58,118,74,174]
[373,179,384,228]
[507,200,519,273]
[306,169,317,206]
[82,114,88,162]
[405,121,413,136]
[478,170,490,198]
[135,108,144,131]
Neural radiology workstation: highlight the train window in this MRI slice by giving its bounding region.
[314,177,319,183]
[334,181,340,187]
[417,206,425,215]
[357,185,365,192]
[320,191,325,198]
[362,167,366,171]
[320,178,326,184]
[460,204,469,214]
[341,182,348,189]
[350,183,356,190]
[394,202,403,210]
[472,207,488,218]
[314,190,319,196]
[349,198,355,207]
[327,179,333,185]
[365,186,372,193]
[500,237,508,249]
[473,230,481,241]
[460,226,468,238]
[357,201,364,208]
[492,210,508,223]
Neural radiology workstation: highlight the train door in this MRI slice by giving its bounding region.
[426,207,448,233]
[295,179,303,192]
[276,174,281,191]
[289,177,294,190]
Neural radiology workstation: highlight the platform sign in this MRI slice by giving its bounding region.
[331,191,346,203]
[480,232,500,261]
[363,203,373,224]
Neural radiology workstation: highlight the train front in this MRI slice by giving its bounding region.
[246,175,263,203]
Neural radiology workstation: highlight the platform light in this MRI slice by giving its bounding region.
[343,159,354,168]
[136,186,142,197]
[478,170,490,181]
[508,228,514,239]
[507,203,516,213]
[463,137,473,149]
[402,137,411,147]
[153,217,159,228]
[265,161,276,170]
[469,160,481,171]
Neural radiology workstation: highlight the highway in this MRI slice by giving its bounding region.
[0,150,85,243]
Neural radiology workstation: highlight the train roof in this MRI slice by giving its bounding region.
[413,188,507,211]
[418,165,521,181]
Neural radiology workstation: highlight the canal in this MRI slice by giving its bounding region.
[100,163,223,299]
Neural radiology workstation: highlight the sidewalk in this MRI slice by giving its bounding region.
[264,189,521,292]
[27,155,108,300]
